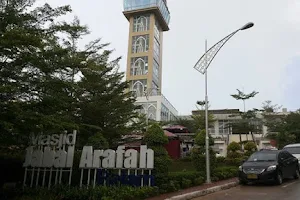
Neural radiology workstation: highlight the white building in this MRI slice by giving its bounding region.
[177,108,290,157]
[135,94,178,122]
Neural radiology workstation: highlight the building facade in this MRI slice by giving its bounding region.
[123,0,177,121]
[177,108,289,157]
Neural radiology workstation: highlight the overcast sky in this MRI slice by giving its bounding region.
[39,0,300,115]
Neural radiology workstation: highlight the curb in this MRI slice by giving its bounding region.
[164,181,239,200]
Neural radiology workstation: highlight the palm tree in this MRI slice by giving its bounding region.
[230,89,259,143]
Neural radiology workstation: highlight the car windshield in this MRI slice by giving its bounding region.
[283,147,300,154]
[247,152,277,162]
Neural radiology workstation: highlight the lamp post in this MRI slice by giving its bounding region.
[144,87,160,129]
[193,22,254,184]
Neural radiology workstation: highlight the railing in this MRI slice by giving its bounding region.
[123,0,170,25]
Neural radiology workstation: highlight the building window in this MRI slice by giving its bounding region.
[131,79,147,97]
[161,104,169,121]
[154,20,160,40]
[209,127,215,135]
[130,57,148,75]
[153,59,159,84]
[132,35,149,53]
[153,38,160,62]
[133,15,150,32]
[151,81,159,95]
[218,120,229,135]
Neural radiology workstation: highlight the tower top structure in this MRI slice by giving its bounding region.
[123,0,170,31]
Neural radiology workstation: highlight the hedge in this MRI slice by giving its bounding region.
[1,185,159,200]
[1,166,238,200]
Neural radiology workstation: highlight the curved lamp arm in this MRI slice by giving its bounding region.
[194,22,254,74]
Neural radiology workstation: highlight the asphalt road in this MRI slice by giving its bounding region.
[193,179,300,200]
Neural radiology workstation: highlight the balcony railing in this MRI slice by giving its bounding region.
[124,0,170,25]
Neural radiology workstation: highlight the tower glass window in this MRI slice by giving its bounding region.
[161,103,169,121]
[133,15,150,32]
[152,59,159,84]
[131,79,147,97]
[151,81,159,95]
[132,35,149,53]
[154,20,160,40]
[130,57,148,75]
[153,38,160,62]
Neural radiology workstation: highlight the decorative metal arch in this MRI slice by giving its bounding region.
[194,30,240,74]
[194,22,254,74]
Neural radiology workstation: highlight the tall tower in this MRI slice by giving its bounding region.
[123,0,177,121]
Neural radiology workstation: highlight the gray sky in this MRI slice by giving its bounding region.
[39,0,300,115]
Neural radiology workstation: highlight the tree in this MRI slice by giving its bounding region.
[143,123,171,186]
[231,89,259,112]
[0,0,143,148]
[0,0,80,146]
[262,100,282,113]
[230,89,259,143]
[264,110,300,148]
[191,109,215,132]
[191,130,216,173]
[229,109,263,146]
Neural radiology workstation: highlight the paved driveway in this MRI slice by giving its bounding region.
[193,179,300,200]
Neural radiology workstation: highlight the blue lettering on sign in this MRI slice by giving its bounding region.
[96,169,155,187]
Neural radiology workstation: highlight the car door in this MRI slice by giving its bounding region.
[281,151,295,178]
[278,152,291,178]
[285,151,298,176]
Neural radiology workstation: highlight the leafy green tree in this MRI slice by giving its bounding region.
[0,0,80,146]
[86,132,109,149]
[0,0,143,149]
[191,110,215,132]
[143,123,171,186]
[230,89,260,143]
[191,130,216,173]
[262,100,282,113]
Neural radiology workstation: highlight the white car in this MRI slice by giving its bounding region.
[283,143,300,164]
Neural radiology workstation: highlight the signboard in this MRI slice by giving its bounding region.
[23,131,77,189]
[78,145,154,188]
[22,132,155,189]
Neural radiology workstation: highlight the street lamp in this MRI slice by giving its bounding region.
[193,22,254,184]
[144,87,160,129]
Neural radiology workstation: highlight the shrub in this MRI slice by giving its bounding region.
[225,157,244,167]
[143,124,169,146]
[216,156,226,164]
[194,130,215,146]
[1,185,160,200]
[143,124,171,186]
[212,166,238,180]
[191,148,217,173]
[227,142,241,152]
[225,151,244,167]
[179,156,192,162]
[191,130,216,174]
[167,171,204,190]
[244,141,257,152]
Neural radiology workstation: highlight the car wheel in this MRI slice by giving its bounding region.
[294,167,300,179]
[276,172,283,185]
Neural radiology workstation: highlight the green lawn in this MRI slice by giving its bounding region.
[169,160,196,172]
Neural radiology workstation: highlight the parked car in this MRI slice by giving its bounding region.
[283,143,300,164]
[238,149,300,185]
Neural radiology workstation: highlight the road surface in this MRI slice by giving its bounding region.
[193,179,300,200]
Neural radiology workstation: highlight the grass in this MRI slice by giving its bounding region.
[169,160,196,172]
